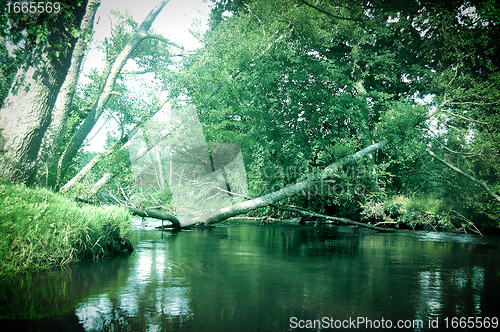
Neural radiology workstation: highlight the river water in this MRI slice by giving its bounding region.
[1,218,499,331]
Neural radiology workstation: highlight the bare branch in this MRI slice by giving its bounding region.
[428,129,481,156]
[144,34,184,50]
[449,101,500,106]
[442,109,488,125]
[428,149,500,203]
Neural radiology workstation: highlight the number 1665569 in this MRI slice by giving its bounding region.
[6,1,61,15]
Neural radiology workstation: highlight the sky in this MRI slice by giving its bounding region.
[83,0,212,152]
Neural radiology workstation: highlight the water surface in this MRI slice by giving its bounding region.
[1,219,499,331]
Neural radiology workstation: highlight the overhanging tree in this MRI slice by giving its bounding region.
[171,0,431,217]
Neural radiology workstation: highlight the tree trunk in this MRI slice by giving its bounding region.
[57,0,170,185]
[59,101,165,195]
[40,0,101,188]
[86,172,113,199]
[428,149,500,203]
[127,208,180,230]
[59,135,129,193]
[59,105,164,193]
[0,1,88,184]
[181,139,390,227]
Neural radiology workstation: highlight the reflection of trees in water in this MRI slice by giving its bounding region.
[415,267,487,321]
[5,226,499,331]
[0,257,133,320]
[76,290,193,331]
[415,255,499,322]
[75,235,193,331]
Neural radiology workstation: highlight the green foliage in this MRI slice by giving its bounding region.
[100,10,176,83]
[0,181,134,276]
[359,193,484,233]
[171,0,438,221]
[2,0,87,59]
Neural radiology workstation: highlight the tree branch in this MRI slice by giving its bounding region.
[442,109,488,125]
[299,0,362,22]
[144,34,184,50]
[269,205,394,232]
[427,149,500,203]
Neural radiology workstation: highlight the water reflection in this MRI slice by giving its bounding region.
[71,230,195,331]
[1,223,499,331]
[417,271,442,319]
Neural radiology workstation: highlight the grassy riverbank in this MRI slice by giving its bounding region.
[0,181,134,276]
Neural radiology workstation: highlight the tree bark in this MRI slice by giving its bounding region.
[0,1,88,184]
[128,208,180,229]
[40,0,101,188]
[57,0,170,185]
[86,172,113,199]
[428,149,500,203]
[180,139,390,227]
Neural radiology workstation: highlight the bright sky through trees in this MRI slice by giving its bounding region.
[84,0,211,151]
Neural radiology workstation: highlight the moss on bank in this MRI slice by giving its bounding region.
[0,181,134,276]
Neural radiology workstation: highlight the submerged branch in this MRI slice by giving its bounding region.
[269,205,394,232]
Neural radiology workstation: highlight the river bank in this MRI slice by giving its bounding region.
[0,181,134,276]
[0,179,494,277]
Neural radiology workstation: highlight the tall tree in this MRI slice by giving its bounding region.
[55,0,173,188]
[414,0,500,225]
[38,0,101,188]
[0,0,88,184]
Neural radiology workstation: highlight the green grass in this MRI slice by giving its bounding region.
[0,181,134,276]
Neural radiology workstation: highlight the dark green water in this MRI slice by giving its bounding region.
[1,220,499,331]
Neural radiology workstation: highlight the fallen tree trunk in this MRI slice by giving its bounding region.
[128,208,181,230]
[180,139,390,228]
[75,197,180,230]
[77,140,390,231]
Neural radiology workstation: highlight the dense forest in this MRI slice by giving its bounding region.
[1,0,499,234]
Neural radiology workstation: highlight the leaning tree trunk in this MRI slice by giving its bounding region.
[81,125,172,199]
[59,102,167,193]
[39,0,101,188]
[181,139,390,228]
[0,1,88,185]
[56,0,171,187]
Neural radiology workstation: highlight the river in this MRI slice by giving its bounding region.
[1,218,499,331]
